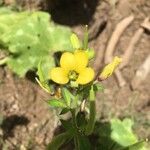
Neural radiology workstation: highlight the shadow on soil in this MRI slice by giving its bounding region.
[0,115,29,139]
[46,0,99,26]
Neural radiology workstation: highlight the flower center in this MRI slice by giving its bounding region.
[68,70,79,81]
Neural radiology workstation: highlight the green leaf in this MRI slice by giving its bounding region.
[48,99,67,108]
[0,7,13,15]
[111,118,138,147]
[78,135,91,150]
[85,48,95,60]
[60,119,73,131]
[59,108,70,115]
[47,132,72,150]
[61,87,74,107]
[0,9,73,78]
[77,84,91,99]
[118,140,147,150]
[36,60,51,93]
[76,112,87,130]
[35,78,50,93]
[93,83,104,92]
[94,122,116,150]
[70,94,80,108]
[37,60,45,82]
[95,119,148,150]
[70,33,80,49]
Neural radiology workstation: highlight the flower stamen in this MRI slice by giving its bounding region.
[68,70,79,81]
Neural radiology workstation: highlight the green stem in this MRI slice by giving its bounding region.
[71,109,80,150]
[83,25,88,50]
[74,135,80,150]
[85,101,96,135]
[71,109,78,129]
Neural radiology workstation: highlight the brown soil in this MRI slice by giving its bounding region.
[0,0,150,149]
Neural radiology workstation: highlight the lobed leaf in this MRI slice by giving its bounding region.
[111,118,137,147]
[0,9,73,79]
[118,140,148,150]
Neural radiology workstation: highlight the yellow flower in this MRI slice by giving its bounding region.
[50,51,95,85]
[99,56,122,80]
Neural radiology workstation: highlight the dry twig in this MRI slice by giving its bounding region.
[93,21,111,78]
[131,54,150,89]
[105,15,134,64]
[104,15,134,86]
[115,69,126,87]
[119,17,150,69]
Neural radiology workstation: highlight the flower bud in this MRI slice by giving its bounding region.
[99,56,122,80]
[85,48,95,60]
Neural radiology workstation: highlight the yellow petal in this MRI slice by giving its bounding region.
[99,56,122,80]
[60,52,76,70]
[74,50,88,72]
[76,67,95,84]
[50,67,69,84]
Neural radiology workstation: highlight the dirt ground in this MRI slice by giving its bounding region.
[0,0,150,149]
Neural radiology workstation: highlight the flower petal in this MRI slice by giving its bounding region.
[76,67,95,84]
[99,56,122,80]
[50,67,69,84]
[60,52,76,70]
[74,50,88,72]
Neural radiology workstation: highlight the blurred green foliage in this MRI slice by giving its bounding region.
[111,118,137,147]
[47,118,148,150]
[0,7,73,79]
[95,118,148,150]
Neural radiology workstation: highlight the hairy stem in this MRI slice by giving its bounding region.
[71,109,80,150]
[85,101,96,135]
